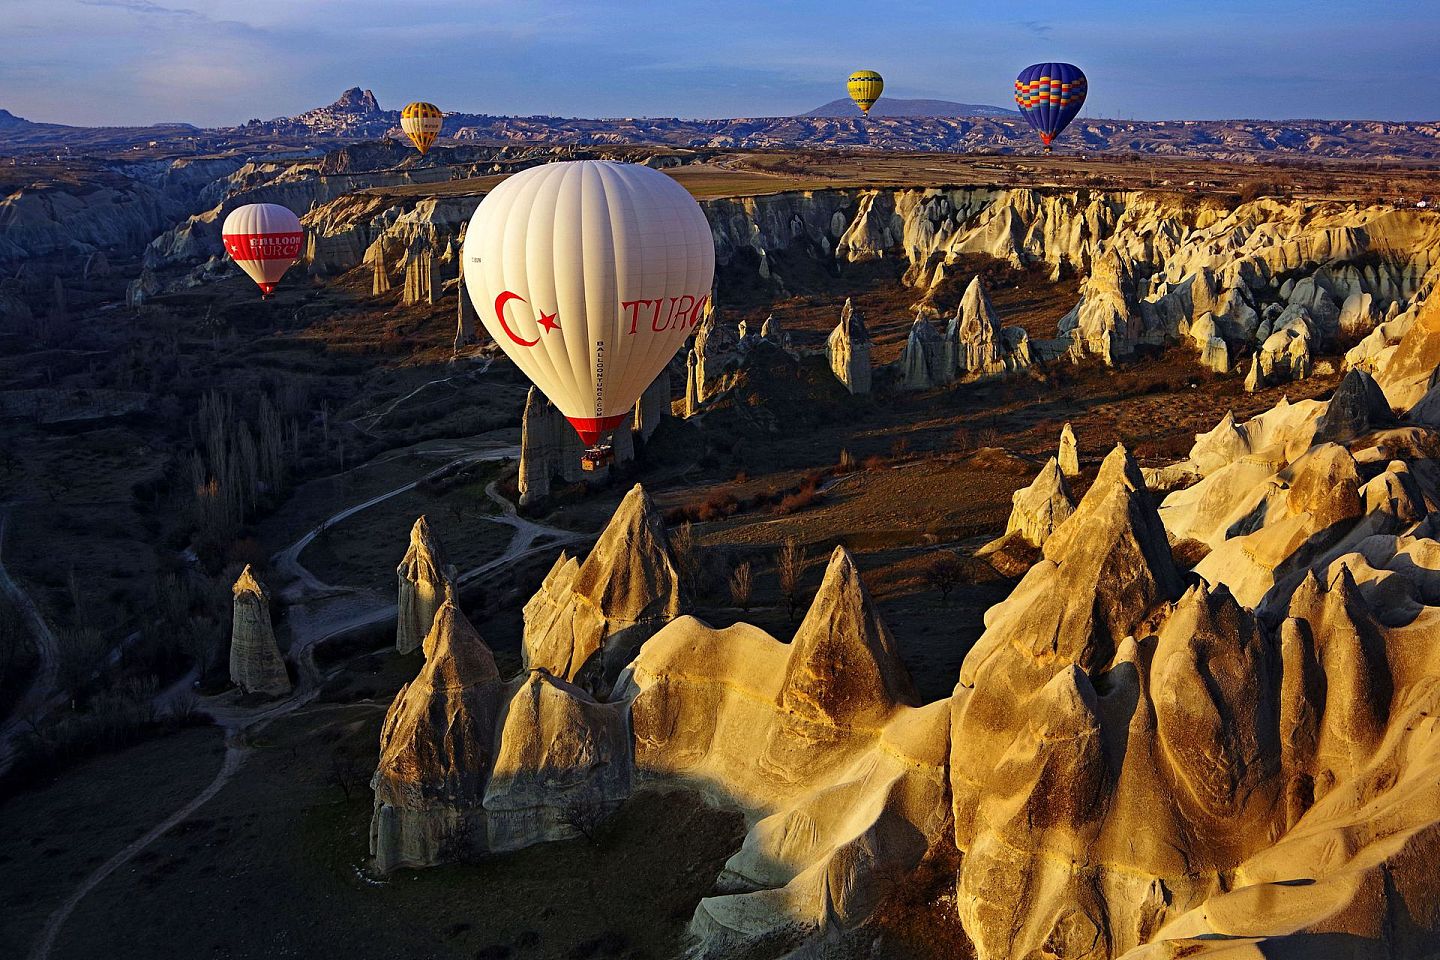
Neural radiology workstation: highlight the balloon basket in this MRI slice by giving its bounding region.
[581,444,615,472]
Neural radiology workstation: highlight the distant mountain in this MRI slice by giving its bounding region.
[0,109,45,131]
[6,88,1440,163]
[801,97,1018,119]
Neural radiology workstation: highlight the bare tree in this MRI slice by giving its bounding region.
[557,795,611,846]
[776,539,807,623]
[924,551,967,605]
[729,560,753,613]
[328,749,366,802]
[669,521,700,600]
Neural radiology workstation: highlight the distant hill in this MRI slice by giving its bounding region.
[801,97,1019,119]
[6,88,1440,163]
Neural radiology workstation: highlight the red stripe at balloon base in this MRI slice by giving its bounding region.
[566,414,629,446]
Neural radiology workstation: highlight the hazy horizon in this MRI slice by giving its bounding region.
[3,0,1439,127]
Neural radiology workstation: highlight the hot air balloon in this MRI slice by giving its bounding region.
[462,160,715,455]
[847,70,884,115]
[400,101,443,155]
[1015,63,1087,151]
[221,203,303,298]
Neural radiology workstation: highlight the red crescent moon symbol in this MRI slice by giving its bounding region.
[494,290,538,347]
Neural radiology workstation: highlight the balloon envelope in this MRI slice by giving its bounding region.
[462,160,715,445]
[1014,63,1087,148]
[847,71,884,115]
[401,101,443,155]
[221,203,303,296]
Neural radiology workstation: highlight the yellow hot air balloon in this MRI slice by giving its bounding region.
[847,70,884,115]
[400,101,443,155]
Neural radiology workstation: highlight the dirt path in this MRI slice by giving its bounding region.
[0,508,61,776]
[26,437,584,960]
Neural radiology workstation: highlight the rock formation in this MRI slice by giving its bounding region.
[621,546,941,955]
[898,312,950,389]
[229,565,290,697]
[522,484,684,695]
[949,276,1032,376]
[693,312,741,402]
[1187,311,1231,373]
[370,244,391,295]
[759,313,790,351]
[517,386,585,507]
[453,270,477,353]
[826,297,872,395]
[684,349,699,416]
[371,594,502,872]
[979,457,1076,564]
[401,251,438,306]
[633,371,670,442]
[1058,421,1081,477]
[396,516,457,656]
[483,670,631,852]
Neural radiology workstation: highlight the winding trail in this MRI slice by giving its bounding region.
[0,508,61,775]
[26,435,584,960]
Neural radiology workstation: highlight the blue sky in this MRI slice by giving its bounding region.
[3,0,1438,126]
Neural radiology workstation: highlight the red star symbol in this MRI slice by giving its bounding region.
[537,309,560,334]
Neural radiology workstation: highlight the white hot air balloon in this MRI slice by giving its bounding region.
[221,203,304,297]
[462,160,715,450]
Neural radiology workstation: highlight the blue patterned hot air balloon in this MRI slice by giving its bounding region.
[1014,63,1087,151]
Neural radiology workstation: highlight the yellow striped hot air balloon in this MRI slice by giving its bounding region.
[847,70,884,115]
[400,101,443,155]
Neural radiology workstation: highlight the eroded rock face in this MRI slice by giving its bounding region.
[826,298,872,395]
[522,484,685,695]
[402,250,439,306]
[454,269,477,353]
[694,312,741,402]
[371,596,502,872]
[898,313,950,390]
[950,276,1033,377]
[620,546,944,956]
[1059,422,1081,477]
[981,457,1076,560]
[633,371,670,442]
[396,516,457,656]
[483,670,631,852]
[517,386,585,507]
[778,546,919,728]
[229,565,290,697]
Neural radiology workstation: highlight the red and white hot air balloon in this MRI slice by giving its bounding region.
[221,203,304,297]
[462,160,715,449]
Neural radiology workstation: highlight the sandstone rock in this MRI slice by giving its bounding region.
[401,250,439,306]
[370,244,391,295]
[229,565,290,697]
[949,276,1032,377]
[371,594,502,872]
[759,313,791,351]
[522,484,684,695]
[694,312,741,402]
[634,371,669,442]
[684,349,699,416]
[1058,421,1081,477]
[484,669,631,852]
[1314,368,1392,444]
[453,269,477,353]
[826,298,872,395]
[994,458,1076,551]
[620,549,945,956]
[126,268,160,309]
[396,516,458,656]
[778,546,918,728]
[517,386,585,507]
[898,313,950,390]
